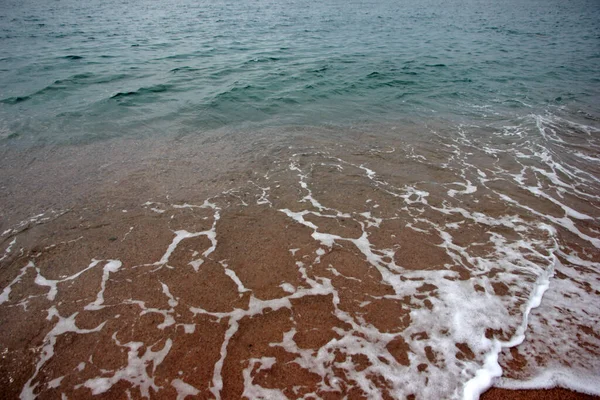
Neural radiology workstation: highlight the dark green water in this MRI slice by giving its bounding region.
[1,0,599,145]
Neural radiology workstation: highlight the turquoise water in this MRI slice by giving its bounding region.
[1,0,599,145]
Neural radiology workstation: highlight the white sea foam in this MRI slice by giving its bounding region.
[0,237,17,263]
[242,358,286,399]
[498,369,600,395]
[21,307,106,400]
[81,336,172,397]
[171,378,200,399]
[84,260,122,310]
[220,260,250,295]
[0,262,34,305]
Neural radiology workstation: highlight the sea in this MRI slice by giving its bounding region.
[0,0,599,399]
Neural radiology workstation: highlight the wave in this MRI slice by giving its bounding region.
[1,96,30,105]
[170,66,201,73]
[363,71,417,89]
[209,84,264,106]
[110,84,174,99]
[244,56,281,64]
[0,73,131,104]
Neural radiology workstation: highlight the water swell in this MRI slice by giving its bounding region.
[110,84,174,100]
[1,73,131,105]
[1,96,30,105]
[62,55,83,60]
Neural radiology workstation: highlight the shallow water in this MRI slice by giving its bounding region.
[0,0,599,399]
[1,116,599,399]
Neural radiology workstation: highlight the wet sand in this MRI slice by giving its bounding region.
[482,388,599,400]
[1,121,599,399]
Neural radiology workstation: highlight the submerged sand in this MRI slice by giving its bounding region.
[0,121,598,399]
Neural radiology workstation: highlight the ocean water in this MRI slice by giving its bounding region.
[1,0,599,144]
[0,0,599,399]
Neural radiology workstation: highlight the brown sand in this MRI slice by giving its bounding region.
[1,125,598,399]
[482,387,599,400]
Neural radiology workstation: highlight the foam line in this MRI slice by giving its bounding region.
[171,379,200,399]
[0,261,34,305]
[125,299,175,330]
[462,247,556,399]
[159,202,220,270]
[220,261,250,294]
[81,336,172,397]
[498,369,600,395]
[209,317,239,400]
[33,259,102,302]
[21,307,106,400]
[158,230,206,266]
[161,282,179,308]
[0,237,17,262]
[242,358,286,399]
[498,193,600,248]
[84,260,122,310]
